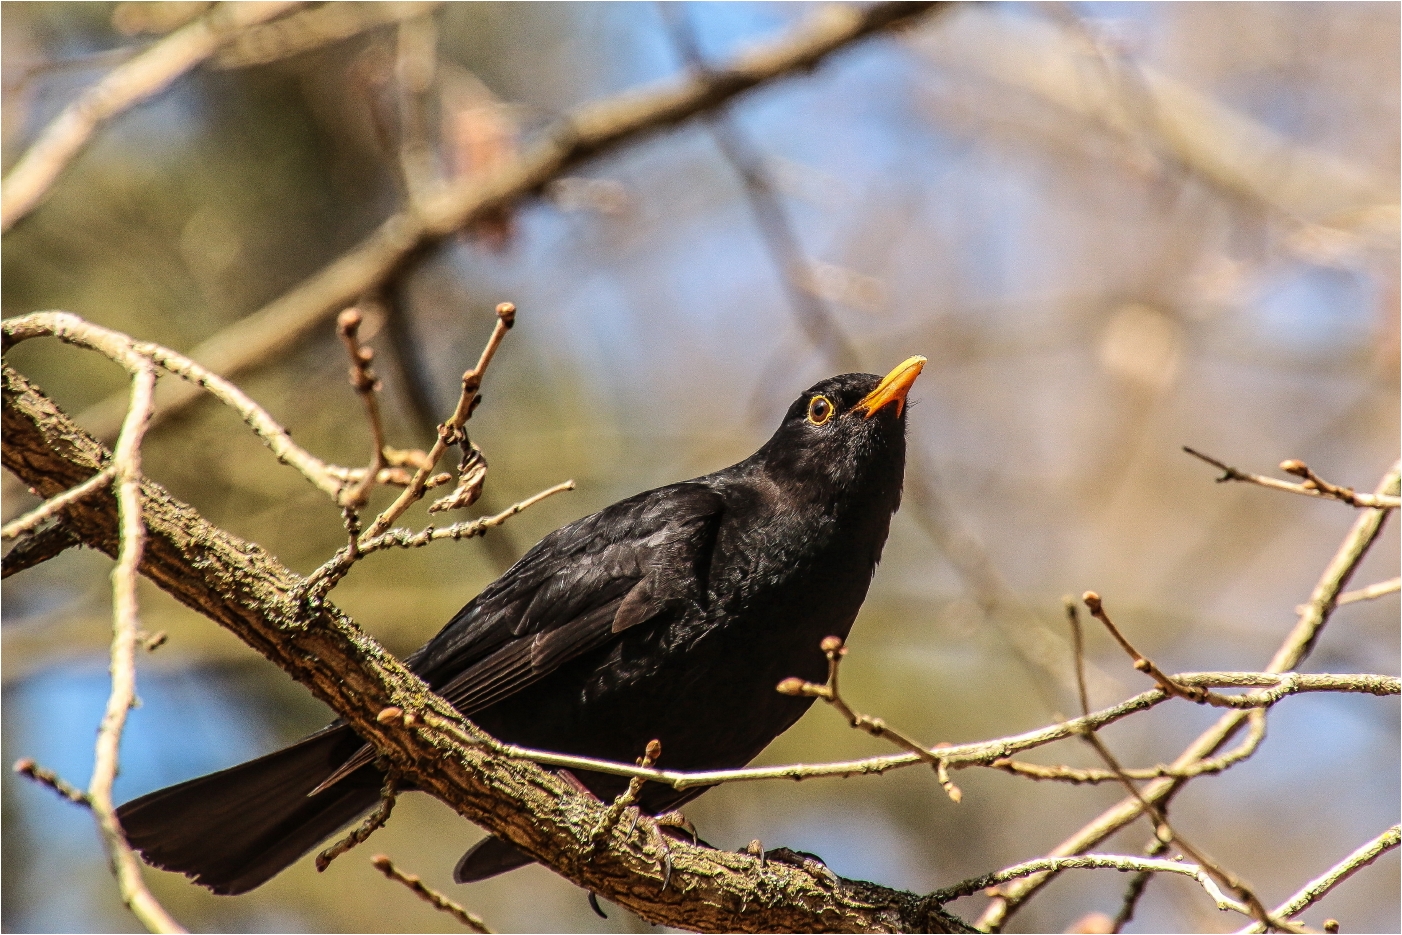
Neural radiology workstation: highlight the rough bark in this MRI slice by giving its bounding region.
[2,364,971,934]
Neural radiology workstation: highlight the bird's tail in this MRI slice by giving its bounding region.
[116,725,383,895]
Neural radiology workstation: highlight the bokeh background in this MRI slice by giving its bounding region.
[2,2,1398,932]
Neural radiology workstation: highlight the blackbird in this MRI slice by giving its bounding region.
[117,356,924,895]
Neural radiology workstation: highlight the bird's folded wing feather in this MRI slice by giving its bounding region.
[314,483,725,792]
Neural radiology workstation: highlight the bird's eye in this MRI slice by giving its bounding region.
[806,395,834,425]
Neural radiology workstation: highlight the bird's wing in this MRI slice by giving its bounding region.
[314,483,725,792]
[409,481,725,702]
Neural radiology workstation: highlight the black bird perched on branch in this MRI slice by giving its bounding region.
[117,356,925,894]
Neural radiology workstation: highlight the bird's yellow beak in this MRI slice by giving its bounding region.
[856,356,926,419]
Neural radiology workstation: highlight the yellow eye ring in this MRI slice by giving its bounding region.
[806,395,834,425]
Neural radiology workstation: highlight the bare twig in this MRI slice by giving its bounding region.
[317,774,399,872]
[1081,591,1206,702]
[778,635,962,802]
[90,363,185,934]
[71,1,947,443]
[493,671,1392,792]
[0,1,300,231]
[2,312,354,500]
[977,460,1401,931]
[1240,825,1401,934]
[1066,600,1286,933]
[1184,448,1401,510]
[1,465,115,540]
[352,480,576,557]
[928,853,1252,917]
[302,303,528,600]
[371,854,493,933]
[14,757,91,806]
[991,710,1268,786]
[1113,833,1171,933]
[1335,577,1399,606]
[368,301,514,536]
[336,307,390,510]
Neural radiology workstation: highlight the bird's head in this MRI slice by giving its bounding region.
[752,356,925,510]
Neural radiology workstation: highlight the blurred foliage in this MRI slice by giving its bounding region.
[2,2,1398,933]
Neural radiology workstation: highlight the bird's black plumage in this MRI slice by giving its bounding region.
[117,359,924,894]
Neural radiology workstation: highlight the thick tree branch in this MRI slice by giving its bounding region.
[1,364,971,934]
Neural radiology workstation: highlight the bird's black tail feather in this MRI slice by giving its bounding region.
[116,725,383,895]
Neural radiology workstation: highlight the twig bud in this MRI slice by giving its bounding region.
[337,308,362,334]
[1082,591,1102,612]
[495,302,516,327]
[376,706,404,724]
[644,739,662,762]
[1279,459,1308,477]
[776,677,807,695]
[1323,920,1339,933]
[820,635,844,654]
[371,854,392,872]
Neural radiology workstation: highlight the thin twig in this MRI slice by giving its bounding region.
[300,304,532,600]
[1067,600,1288,933]
[1113,832,1171,933]
[317,775,399,872]
[491,671,1392,792]
[1082,591,1206,702]
[1335,577,1399,606]
[1239,825,1401,933]
[0,1,300,231]
[352,481,576,557]
[991,709,1268,786]
[2,312,354,500]
[1184,447,1401,510]
[14,757,91,806]
[89,363,186,934]
[2,465,115,540]
[371,854,493,933]
[928,853,1250,916]
[364,301,514,539]
[778,635,962,802]
[336,307,390,510]
[977,460,1401,931]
